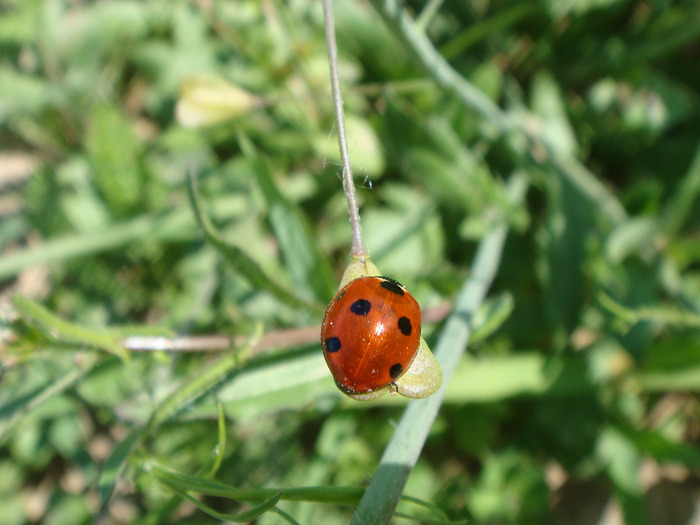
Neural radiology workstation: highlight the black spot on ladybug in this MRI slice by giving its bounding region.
[379,277,405,296]
[350,299,371,316]
[389,363,403,379]
[325,337,341,353]
[398,316,412,336]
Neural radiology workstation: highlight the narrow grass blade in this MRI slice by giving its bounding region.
[469,292,514,345]
[148,464,457,522]
[145,342,250,432]
[12,294,129,360]
[187,170,321,312]
[242,138,336,302]
[439,3,536,59]
[598,291,700,329]
[157,477,282,523]
[350,173,528,524]
[98,428,143,507]
[661,139,700,236]
[0,353,99,442]
[0,210,191,280]
[203,404,227,478]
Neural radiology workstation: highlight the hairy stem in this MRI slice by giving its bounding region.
[322,0,369,258]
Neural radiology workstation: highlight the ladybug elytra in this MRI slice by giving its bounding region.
[321,276,421,395]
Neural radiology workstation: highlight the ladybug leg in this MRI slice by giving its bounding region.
[389,383,399,396]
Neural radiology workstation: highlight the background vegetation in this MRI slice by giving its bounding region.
[2,0,700,523]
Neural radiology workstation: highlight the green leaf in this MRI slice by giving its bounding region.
[540,174,592,339]
[469,449,548,523]
[0,69,53,120]
[598,426,647,525]
[606,218,658,263]
[85,105,144,217]
[617,424,700,470]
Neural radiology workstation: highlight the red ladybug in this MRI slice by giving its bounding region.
[321,276,421,395]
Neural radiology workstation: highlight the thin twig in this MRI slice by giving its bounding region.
[322,0,369,258]
[119,303,452,353]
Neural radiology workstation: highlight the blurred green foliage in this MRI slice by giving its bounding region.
[1,0,700,523]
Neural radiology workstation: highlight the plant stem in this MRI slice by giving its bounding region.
[322,0,369,258]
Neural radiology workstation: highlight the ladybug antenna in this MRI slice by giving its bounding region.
[322,0,369,259]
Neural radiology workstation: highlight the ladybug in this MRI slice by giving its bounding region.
[321,276,421,395]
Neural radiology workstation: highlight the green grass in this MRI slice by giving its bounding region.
[2,0,700,524]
